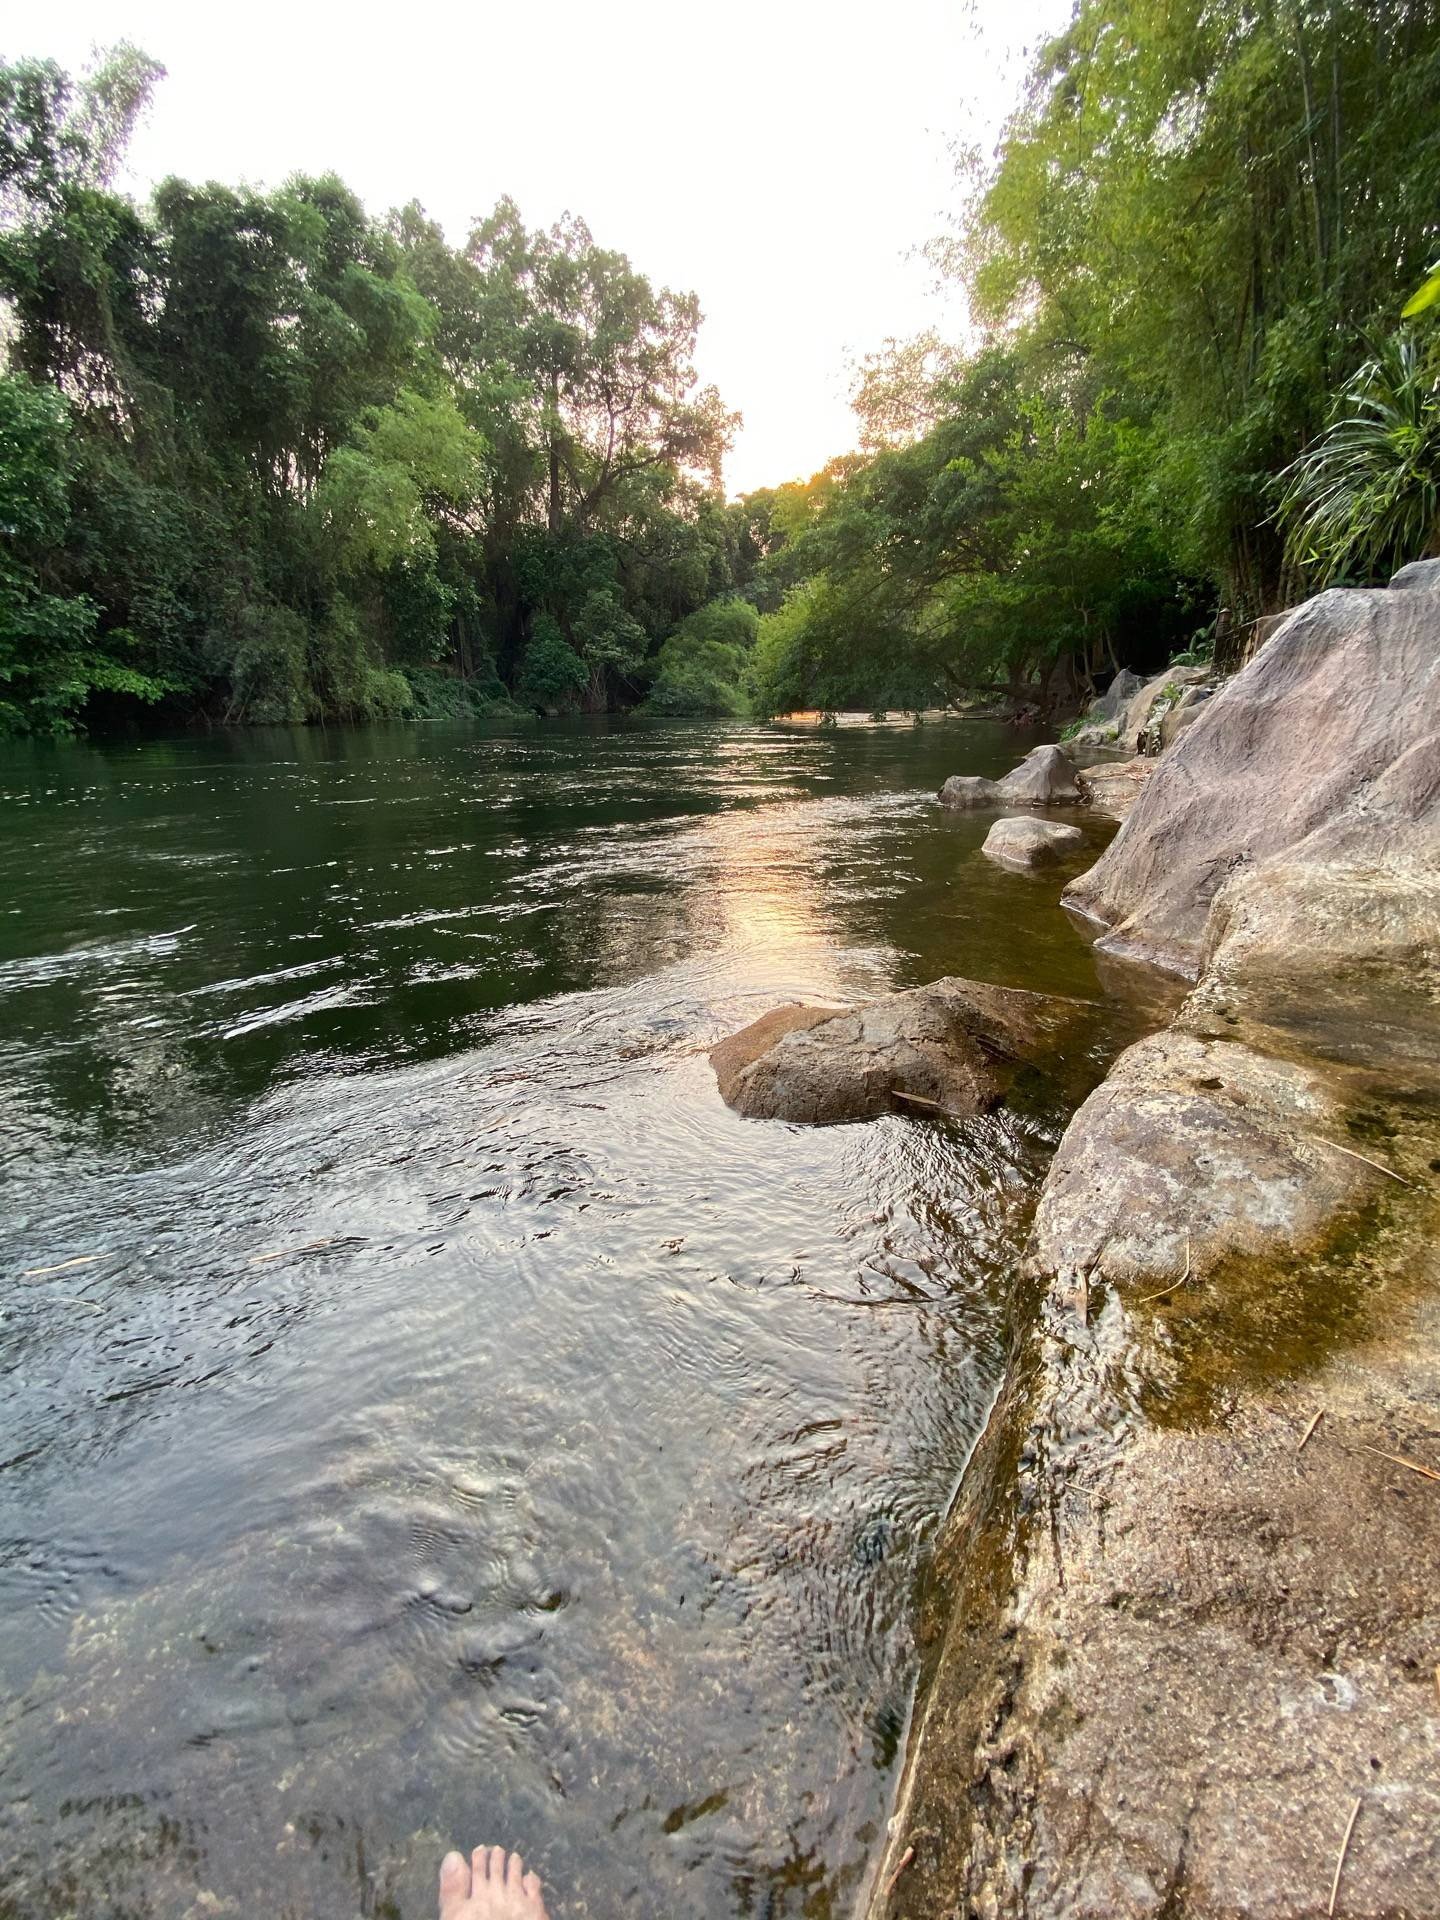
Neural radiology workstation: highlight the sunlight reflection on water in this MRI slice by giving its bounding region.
[0,718,1157,1919]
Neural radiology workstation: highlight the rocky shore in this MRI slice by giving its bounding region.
[716,565,1440,1917]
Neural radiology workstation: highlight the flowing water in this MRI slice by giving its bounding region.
[0,717,1156,1920]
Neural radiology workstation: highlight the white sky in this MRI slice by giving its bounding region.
[15,0,1068,495]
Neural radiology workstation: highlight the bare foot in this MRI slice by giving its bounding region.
[439,1846,548,1920]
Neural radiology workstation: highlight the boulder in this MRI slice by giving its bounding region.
[1117,664,1212,753]
[981,816,1084,871]
[1158,682,1213,748]
[1389,556,1440,591]
[711,977,1081,1125]
[1030,1026,1367,1288]
[937,773,1000,809]
[708,1002,836,1104]
[1064,579,1440,976]
[1075,756,1156,821]
[1092,665,1142,721]
[1068,667,1143,744]
[994,743,1082,804]
[939,746,1084,810]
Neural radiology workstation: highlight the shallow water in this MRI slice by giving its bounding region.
[0,717,1146,1919]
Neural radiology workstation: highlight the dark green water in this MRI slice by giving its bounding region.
[0,717,1152,1920]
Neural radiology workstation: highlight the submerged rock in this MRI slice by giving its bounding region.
[711,977,1082,1125]
[981,816,1084,871]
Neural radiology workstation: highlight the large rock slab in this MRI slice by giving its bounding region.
[866,1007,1440,1920]
[981,816,1084,871]
[711,977,1083,1125]
[1064,580,1440,976]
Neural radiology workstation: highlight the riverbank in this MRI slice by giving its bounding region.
[862,569,1440,1915]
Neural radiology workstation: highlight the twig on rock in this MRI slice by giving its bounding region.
[883,1844,915,1900]
[1297,1410,1325,1453]
[1133,1236,1192,1305]
[1318,1139,1414,1187]
[1328,1795,1362,1916]
[891,1089,965,1119]
[1359,1443,1440,1484]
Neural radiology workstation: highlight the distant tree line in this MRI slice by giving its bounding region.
[4,7,1440,735]
[0,47,785,732]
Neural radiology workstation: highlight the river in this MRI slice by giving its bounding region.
[0,717,1144,1919]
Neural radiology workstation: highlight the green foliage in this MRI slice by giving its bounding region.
[644,597,759,715]
[400,666,518,719]
[1278,334,1440,584]
[516,615,589,712]
[744,0,1440,714]
[0,47,742,734]
[0,370,168,733]
[1402,266,1440,321]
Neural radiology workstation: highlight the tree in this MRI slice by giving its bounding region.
[0,48,746,732]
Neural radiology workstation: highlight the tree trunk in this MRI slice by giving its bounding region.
[547,368,562,536]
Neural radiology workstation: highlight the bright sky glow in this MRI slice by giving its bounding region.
[16,0,1068,494]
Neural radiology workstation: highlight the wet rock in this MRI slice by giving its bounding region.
[938,773,1000,808]
[709,1002,836,1101]
[872,1225,1440,1919]
[1065,578,1440,976]
[1030,1026,1367,1287]
[868,1008,1440,1920]
[981,816,1084,871]
[711,977,1081,1125]
[1075,755,1156,822]
[994,743,1082,805]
